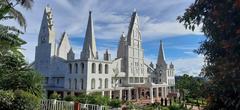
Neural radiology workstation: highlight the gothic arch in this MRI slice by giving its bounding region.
[105,78,108,88]
[99,78,102,89]
[80,79,84,90]
[69,63,72,74]
[91,78,95,89]
[99,63,102,74]
[75,63,78,73]
[69,78,71,89]
[81,63,84,73]
[92,63,96,73]
[105,64,109,74]
[74,79,77,90]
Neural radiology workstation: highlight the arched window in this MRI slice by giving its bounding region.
[92,63,96,73]
[75,63,78,73]
[105,64,109,74]
[91,78,95,89]
[69,78,71,89]
[99,64,102,74]
[69,64,72,74]
[105,78,108,88]
[99,78,102,89]
[74,79,77,90]
[81,63,84,74]
[80,79,84,90]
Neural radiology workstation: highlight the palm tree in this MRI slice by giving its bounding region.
[0,0,34,30]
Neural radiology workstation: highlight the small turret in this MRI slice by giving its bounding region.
[117,32,127,58]
[170,62,174,69]
[150,62,154,68]
[104,49,111,61]
[67,48,75,60]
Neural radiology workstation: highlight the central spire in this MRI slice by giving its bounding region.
[81,11,97,60]
[127,11,141,47]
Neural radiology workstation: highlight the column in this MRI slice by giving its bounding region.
[119,90,122,100]
[161,87,164,98]
[70,91,74,96]
[63,92,68,97]
[165,87,168,97]
[101,91,104,96]
[128,88,131,100]
[109,90,112,99]
[136,88,139,100]
[150,87,153,103]
[163,87,166,98]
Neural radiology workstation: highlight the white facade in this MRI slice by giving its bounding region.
[34,6,176,103]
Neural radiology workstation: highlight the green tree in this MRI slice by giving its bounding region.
[176,74,205,102]
[178,0,240,109]
[0,0,44,109]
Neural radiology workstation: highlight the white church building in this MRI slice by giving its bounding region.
[34,6,176,103]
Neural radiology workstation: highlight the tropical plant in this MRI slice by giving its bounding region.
[109,99,121,108]
[0,0,34,30]
[0,90,40,110]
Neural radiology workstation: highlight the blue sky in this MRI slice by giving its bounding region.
[11,0,205,76]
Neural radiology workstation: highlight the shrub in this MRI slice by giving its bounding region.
[0,90,15,110]
[12,90,40,110]
[64,95,75,101]
[49,92,60,100]
[0,90,40,110]
[109,99,121,108]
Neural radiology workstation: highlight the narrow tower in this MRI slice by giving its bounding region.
[156,40,168,84]
[80,11,97,60]
[157,40,167,68]
[125,10,145,84]
[35,6,56,75]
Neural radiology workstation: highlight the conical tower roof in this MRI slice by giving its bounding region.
[81,11,97,59]
[157,40,167,66]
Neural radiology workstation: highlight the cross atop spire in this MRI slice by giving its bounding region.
[81,11,97,60]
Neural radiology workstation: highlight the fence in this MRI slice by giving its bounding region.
[41,99,109,110]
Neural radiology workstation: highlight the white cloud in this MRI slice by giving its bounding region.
[171,55,204,76]
[141,21,202,40]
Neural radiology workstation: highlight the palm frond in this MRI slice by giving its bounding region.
[8,8,27,30]
[17,0,34,9]
[0,24,25,47]
[1,15,14,20]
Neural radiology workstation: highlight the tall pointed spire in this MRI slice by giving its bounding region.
[127,10,141,47]
[81,11,97,60]
[38,5,55,45]
[157,40,167,67]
